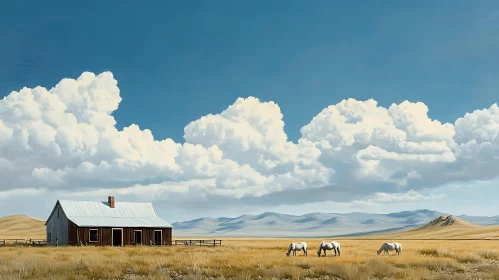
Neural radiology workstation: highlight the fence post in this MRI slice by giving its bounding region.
[56,238,59,247]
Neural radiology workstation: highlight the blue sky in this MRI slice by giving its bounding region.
[0,1,499,222]
[2,1,499,142]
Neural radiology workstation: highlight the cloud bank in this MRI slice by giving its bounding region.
[0,71,497,211]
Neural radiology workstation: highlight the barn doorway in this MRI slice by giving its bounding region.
[112,228,123,246]
[134,230,142,245]
[154,230,162,245]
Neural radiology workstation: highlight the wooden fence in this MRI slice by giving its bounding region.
[174,239,222,247]
[0,238,222,247]
[0,239,47,247]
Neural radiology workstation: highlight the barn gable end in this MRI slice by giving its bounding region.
[45,200,70,246]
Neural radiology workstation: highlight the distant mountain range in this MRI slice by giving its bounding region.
[172,209,499,237]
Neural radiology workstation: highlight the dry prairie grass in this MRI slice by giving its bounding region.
[0,239,498,279]
[364,225,499,240]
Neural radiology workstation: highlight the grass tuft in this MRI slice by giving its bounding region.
[478,249,499,260]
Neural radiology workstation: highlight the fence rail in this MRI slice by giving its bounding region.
[1,238,222,247]
[0,239,47,247]
[174,239,222,247]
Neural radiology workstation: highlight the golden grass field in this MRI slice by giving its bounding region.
[0,215,45,239]
[0,238,498,279]
[1,215,499,279]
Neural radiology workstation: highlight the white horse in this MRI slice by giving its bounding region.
[286,242,308,256]
[317,241,341,257]
[377,242,402,255]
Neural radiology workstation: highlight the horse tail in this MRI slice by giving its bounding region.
[337,243,341,255]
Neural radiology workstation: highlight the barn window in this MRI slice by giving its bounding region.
[89,229,98,242]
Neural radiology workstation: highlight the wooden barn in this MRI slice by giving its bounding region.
[45,196,173,246]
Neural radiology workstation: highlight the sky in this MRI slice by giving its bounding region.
[0,1,499,223]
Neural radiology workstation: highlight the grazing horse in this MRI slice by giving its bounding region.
[317,241,341,257]
[377,242,402,255]
[286,242,308,256]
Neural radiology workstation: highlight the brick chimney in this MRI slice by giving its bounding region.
[108,196,115,208]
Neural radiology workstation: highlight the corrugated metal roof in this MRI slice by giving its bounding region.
[58,200,172,228]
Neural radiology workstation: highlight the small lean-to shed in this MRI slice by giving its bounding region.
[45,196,172,246]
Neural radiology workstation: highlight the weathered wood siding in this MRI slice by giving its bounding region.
[45,201,69,245]
[68,220,78,245]
[76,227,172,246]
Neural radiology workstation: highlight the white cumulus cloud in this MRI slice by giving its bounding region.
[350,190,446,205]
[0,71,498,211]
